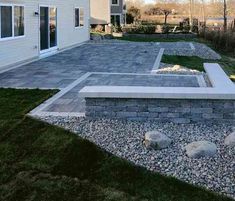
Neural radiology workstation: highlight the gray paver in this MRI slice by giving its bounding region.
[0,40,213,115]
[42,73,200,113]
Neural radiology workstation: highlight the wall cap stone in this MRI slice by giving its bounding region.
[80,63,235,100]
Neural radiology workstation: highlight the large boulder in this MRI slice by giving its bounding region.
[185,141,217,158]
[224,132,235,147]
[144,131,172,150]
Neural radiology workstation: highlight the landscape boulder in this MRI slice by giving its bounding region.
[224,132,235,147]
[185,141,217,158]
[144,131,172,150]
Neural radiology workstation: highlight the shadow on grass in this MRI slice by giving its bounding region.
[0,88,233,201]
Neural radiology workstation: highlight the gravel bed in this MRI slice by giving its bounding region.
[38,116,235,199]
[157,64,212,87]
[158,63,204,75]
[193,42,221,60]
[160,42,221,60]
[88,40,221,60]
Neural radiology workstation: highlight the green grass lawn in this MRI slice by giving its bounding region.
[116,36,235,80]
[161,55,235,81]
[161,55,207,72]
[0,88,233,201]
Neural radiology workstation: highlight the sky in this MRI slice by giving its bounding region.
[144,0,155,4]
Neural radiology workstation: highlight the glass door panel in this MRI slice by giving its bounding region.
[49,7,57,48]
[40,7,49,51]
[40,6,57,52]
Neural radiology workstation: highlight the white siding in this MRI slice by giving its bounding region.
[0,0,90,70]
[90,0,110,25]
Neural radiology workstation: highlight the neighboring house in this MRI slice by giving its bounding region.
[0,0,90,71]
[111,0,125,26]
[90,0,125,27]
[90,0,111,26]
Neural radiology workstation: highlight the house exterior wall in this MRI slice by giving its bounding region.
[90,0,125,26]
[111,0,124,24]
[0,0,90,71]
[90,0,110,25]
[111,0,123,14]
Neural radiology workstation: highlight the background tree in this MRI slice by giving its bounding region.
[223,0,227,31]
[189,0,195,31]
[145,6,171,24]
[161,8,172,24]
[126,13,134,24]
[145,7,161,15]
[127,6,141,24]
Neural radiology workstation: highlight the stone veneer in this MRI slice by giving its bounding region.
[85,98,235,124]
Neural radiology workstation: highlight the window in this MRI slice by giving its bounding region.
[112,0,119,5]
[0,5,24,39]
[75,8,79,27]
[79,8,84,27]
[75,8,84,28]
[111,15,121,26]
[14,6,24,36]
[1,6,12,38]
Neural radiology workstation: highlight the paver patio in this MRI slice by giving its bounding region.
[0,41,213,116]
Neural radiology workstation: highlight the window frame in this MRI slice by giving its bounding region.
[111,14,121,26]
[0,3,25,41]
[74,7,84,29]
[111,0,119,6]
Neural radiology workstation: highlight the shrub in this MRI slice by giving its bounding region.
[126,13,134,24]
[112,25,122,33]
[212,31,220,49]
[142,25,156,34]
[183,25,190,33]
[199,28,235,55]
[204,30,215,41]
[122,25,155,34]
[94,25,104,33]
[192,25,198,33]
[162,25,170,34]
[122,26,141,34]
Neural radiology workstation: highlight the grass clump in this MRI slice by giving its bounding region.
[0,88,233,201]
[161,55,206,71]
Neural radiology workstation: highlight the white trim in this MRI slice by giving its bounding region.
[196,75,207,87]
[0,4,25,41]
[39,47,58,59]
[205,63,234,88]
[80,86,235,100]
[190,42,195,50]
[40,46,58,54]
[39,5,58,54]
[111,13,121,25]
[30,72,92,116]
[111,0,120,6]
[151,48,165,73]
[91,71,200,77]
[74,7,85,28]
[0,35,25,42]
[80,64,235,100]
[30,112,85,118]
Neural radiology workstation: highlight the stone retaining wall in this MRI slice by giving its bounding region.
[123,33,197,39]
[85,98,235,124]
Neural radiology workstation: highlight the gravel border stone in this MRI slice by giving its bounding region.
[158,63,204,75]
[38,116,235,199]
